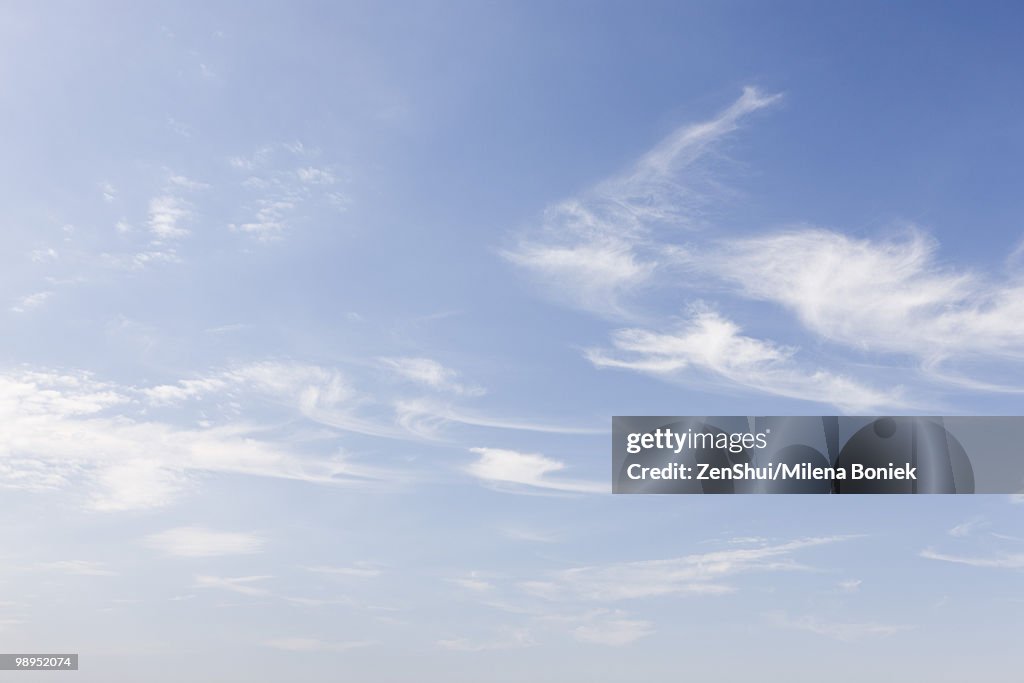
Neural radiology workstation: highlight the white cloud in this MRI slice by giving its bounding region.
[587,308,900,412]
[11,291,52,313]
[396,399,602,439]
[2,370,127,416]
[227,144,345,242]
[141,361,406,440]
[230,198,294,240]
[92,461,185,511]
[504,87,781,316]
[0,366,393,511]
[543,609,654,646]
[524,536,852,601]
[460,538,853,650]
[100,247,181,271]
[920,548,1024,569]
[505,87,1024,400]
[148,195,191,239]
[503,239,656,316]
[466,447,606,494]
[693,228,1024,366]
[101,182,116,203]
[837,579,863,593]
[450,572,495,593]
[144,526,264,558]
[948,517,987,538]
[769,612,911,641]
[30,248,58,263]
[379,357,482,395]
[195,575,272,597]
[142,376,231,404]
[570,614,653,647]
[296,167,336,185]
[168,174,210,191]
[265,638,371,652]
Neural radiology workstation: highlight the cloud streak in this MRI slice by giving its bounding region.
[504,87,782,316]
[144,527,265,558]
[195,575,273,597]
[522,536,853,601]
[379,357,483,396]
[507,87,1024,407]
[692,228,1024,367]
[587,308,900,412]
[920,548,1024,569]
[466,448,606,494]
[0,366,394,511]
[769,612,911,641]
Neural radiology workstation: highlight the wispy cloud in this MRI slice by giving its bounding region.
[141,360,599,451]
[379,357,483,396]
[30,248,59,263]
[837,579,863,593]
[230,198,294,240]
[296,167,336,185]
[396,399,603,438]
[0,366,393,511]
[449,572,496,593]
[144,526,264,558]
[506,87,1024,404]
[437,629,535,652]
[167,174,210,191]
[148,195,192,240]
[522,536,854,601]
[195,575,273,597]
[11,291,52,313]
[100,182,117,203]
[466,448,605,494]
[543,610,654,646]
[228,143,347,241]
[504,87,781,316]
[442,537,856,648]
[920,548,1024,569]
[948,517,988,538]
[587,308,899,412]
[691,228,1024,369]
[143,361,410,441]
[768,612,911,641]
[504,241,655,317]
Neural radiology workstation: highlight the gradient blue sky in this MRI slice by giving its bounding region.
[2,2,1023,681]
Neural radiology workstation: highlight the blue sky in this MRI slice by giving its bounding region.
[2,2,1024,681]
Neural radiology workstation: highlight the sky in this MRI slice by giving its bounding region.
[1,1,1024,681]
